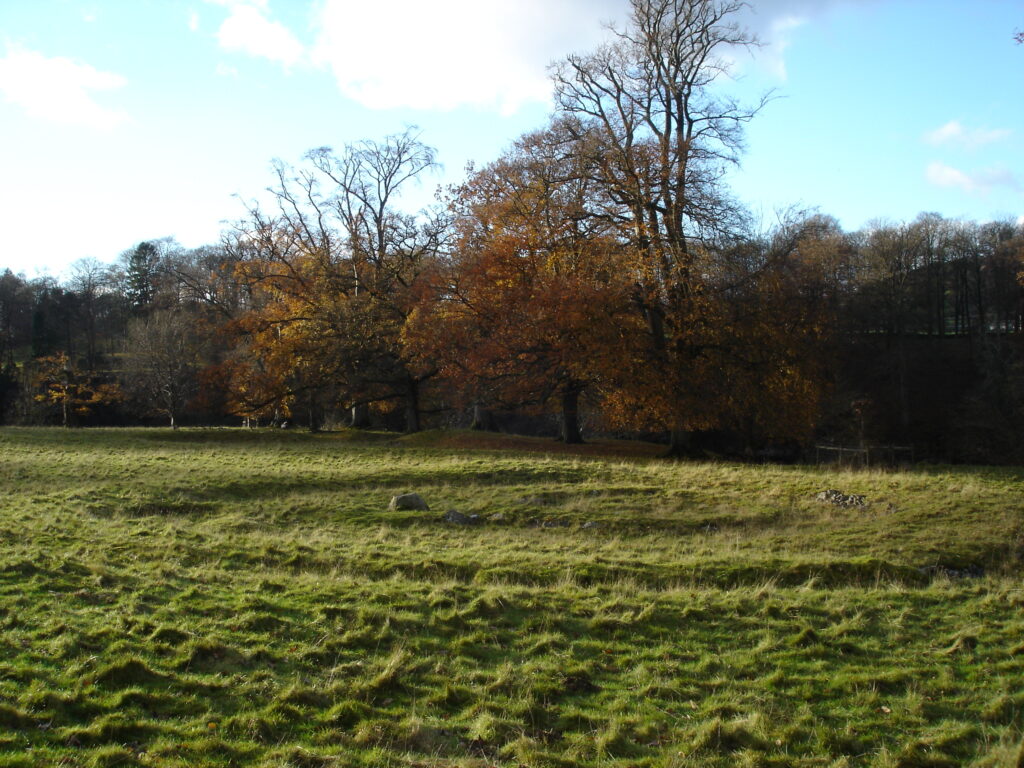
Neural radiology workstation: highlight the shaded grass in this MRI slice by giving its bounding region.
[0,426,1021,766]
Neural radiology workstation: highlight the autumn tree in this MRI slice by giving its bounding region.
[551,0,795,451]
[306,130,445,431]
[409,125,627,443]
[226,129,444,432]
[33,352,122,427]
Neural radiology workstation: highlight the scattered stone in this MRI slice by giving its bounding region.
[815,489,867,508]
[443,509,480,526]
[540,519,571,528]
[580,521,600,530]
[918,563,985,580]
[488,512,508,523]
[389,493,429,511]
[516,496,547,506]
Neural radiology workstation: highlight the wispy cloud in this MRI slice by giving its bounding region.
[0,46,127,129]
[310,0,619,114]
[738,0,881,79]
[753,15,807,80]
[926,162,1021,196]
[205,0,304,68]
[925,120,1011,150]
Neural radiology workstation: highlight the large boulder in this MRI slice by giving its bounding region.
[389,493,429,511]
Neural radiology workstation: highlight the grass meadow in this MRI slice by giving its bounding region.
[0,427,1022,767]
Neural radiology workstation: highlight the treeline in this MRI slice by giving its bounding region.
[2,0,1022,462]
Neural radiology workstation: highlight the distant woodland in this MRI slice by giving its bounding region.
[2,0,1022,463]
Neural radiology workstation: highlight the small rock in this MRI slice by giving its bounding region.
[489,512,508,523]
[443,509,480,526]
[580,520,599,530]
[389,493,429,511]
[516,496,546,506]
[540,519,570,528]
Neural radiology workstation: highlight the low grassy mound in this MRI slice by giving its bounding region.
[0,427,1021,766]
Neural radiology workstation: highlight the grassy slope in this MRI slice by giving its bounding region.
[0,427,1021,767]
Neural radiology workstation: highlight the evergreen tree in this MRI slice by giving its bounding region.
[125,242,158,311]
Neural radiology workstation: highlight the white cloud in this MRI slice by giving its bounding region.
[188,11,200,32]
[926,162,1022,196]
[207,0,304,68]
[0,46,127,129]
[310,0,621,114]
[925,120,1011,150]
[757,15,807,80]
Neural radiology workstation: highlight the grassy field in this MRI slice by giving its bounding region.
[0,427,1022,768]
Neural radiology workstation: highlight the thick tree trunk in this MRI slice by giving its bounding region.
[404,379,420,433]
[470,403,496,432]
[560,388,583,444]
[350,403,371,429]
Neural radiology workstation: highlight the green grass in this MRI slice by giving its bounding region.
[0,426,1021,767]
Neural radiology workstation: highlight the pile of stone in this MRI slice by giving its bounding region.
[443,509,481,526]
[918,563,985,580]
[815,489,868,508]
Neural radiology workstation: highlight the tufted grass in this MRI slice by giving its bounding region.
[0,426,1021,767]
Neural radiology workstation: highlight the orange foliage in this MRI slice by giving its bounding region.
[33,352,123,427]
[406,128,629,439]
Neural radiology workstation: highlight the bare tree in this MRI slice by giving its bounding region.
[227,129,445,432]
[125,308,203,428]
[67,257,109,370]
[551,0,768,452]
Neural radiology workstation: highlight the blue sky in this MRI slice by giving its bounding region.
[0,0,1021,277]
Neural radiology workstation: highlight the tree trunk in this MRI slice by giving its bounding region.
[307,391,320,433]
[404,379,420,433]
[560,388,583,444]
[470,403,496,432]
[350,403,371,429]
[664,427,694,458]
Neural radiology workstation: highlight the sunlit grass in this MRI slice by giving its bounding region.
[0,427,1021,766]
